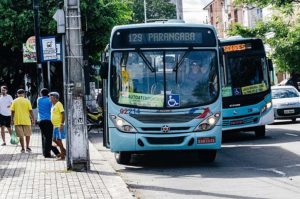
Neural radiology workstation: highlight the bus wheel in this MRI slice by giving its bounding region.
[115,152,132,165]
[292,118,297,123]
[255,125,266,138]
[198,150,217,163]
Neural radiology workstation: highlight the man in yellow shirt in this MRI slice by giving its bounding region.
[49,92,66,160]
[11,89,35,153]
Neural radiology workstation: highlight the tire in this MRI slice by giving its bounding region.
[292,118,297,123]
[198,150,217,163]
[255,125,266,137]
[115,152,132,165]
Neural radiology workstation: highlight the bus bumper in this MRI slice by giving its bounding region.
[222,108,274,132]
[109,125,222,152]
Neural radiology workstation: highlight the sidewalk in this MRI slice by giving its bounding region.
[0,129,134,199]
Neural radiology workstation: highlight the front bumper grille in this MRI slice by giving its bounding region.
[146,136,185,145]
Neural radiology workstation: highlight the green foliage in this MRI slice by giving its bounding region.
[234,0,300,8]
[0,0,132,94]
[230,0,300,73]
[130,0,176,23]
[228,14,300,73]
[81,0,132,58]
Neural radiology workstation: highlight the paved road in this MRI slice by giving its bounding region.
[89,120,300,199]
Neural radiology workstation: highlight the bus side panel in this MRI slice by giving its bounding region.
[223,94,273,131]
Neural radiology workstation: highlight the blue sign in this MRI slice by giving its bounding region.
[40,36,62,63]
[167,94,180,107]
[233,88,242,96]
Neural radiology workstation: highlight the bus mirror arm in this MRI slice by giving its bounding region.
[268,59,274,71]
[100,62,109,79]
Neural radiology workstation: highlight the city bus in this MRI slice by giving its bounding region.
[220,38,274,137]
[100,22,222,164]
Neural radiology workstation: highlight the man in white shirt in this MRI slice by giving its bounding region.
[0,86,13,146]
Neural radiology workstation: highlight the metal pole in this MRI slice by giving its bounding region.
[62,34,70,167]
[176,0,179,19]
[65,0,89,171]
[47,61,51,90]
[144,0,147,23]
[33,0,43,90]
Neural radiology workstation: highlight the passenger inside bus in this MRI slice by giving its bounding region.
[182,60,210,104]
[126,53,144,93]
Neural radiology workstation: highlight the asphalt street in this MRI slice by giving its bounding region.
[89,120,300,199]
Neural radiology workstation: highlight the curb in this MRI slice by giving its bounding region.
[89,141,135,199]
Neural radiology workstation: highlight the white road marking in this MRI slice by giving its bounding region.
[257,168,287,177]
[285,133,299,137]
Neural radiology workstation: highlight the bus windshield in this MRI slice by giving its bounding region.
[111,50,219,108]
[222,55,269,97]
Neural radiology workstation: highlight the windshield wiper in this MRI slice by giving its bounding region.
[173,48,192,72]
[137,49,155,72]
[173,49,192,83]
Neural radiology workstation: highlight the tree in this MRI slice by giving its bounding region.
[227,1,300,73]
[131,0,176,23]
[234,0,300,8]
[0,0,132,95]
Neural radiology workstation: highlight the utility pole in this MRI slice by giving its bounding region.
[33,0,43,91]
[64,0,89,171]
[144,0,147,23]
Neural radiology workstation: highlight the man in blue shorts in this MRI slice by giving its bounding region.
[49,92,66,160]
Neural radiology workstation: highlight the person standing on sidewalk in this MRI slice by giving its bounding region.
[11,89,35,153]
[49,92,66,160]
[0,86,13,146]
[37,88,60,158]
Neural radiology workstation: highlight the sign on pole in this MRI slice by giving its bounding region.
[40,36,57,62]
[23,36,37,63]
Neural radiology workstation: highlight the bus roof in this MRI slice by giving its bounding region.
[112,22,216,32]
[220,37,263,44]
[110,23,218,49]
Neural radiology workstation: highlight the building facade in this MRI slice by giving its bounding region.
[204,0,262,38]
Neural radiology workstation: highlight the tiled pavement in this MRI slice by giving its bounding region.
[0,129,134,199]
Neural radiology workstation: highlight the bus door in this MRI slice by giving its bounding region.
[100,62,110,148]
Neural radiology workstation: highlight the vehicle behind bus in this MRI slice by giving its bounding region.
[100,23,223,164]
[220,38,274,137]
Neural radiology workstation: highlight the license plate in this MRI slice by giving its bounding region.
[197,137,215,144]
[230,120,244,125]
[284,109,295,114]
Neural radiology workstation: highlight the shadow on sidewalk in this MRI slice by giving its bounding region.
[0,168,26,180]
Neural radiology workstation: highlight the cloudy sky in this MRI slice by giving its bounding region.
[182,0,211,23]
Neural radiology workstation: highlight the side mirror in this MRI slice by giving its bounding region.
[100,62,108,79]
[268,59,274,71]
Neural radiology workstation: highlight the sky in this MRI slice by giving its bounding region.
[182,0,211,23]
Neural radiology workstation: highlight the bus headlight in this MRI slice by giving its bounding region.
[194,112,221,132]
[261,102,272,114]
[109,114,137,133]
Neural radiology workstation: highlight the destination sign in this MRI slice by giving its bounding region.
[223,43,252,52]
[112,27,217,48]
[128,32,202,45]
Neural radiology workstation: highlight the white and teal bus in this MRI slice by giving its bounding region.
[221,38,274,137]
[100,22,222,164]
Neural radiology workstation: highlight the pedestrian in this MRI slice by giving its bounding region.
[37,88,60,158]
[0,86,13,146]
[11,89,35,153]
[49,92,66,160]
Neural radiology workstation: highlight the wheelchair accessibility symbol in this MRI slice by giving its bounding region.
[233,88,242,96]
[167,95,180,107]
